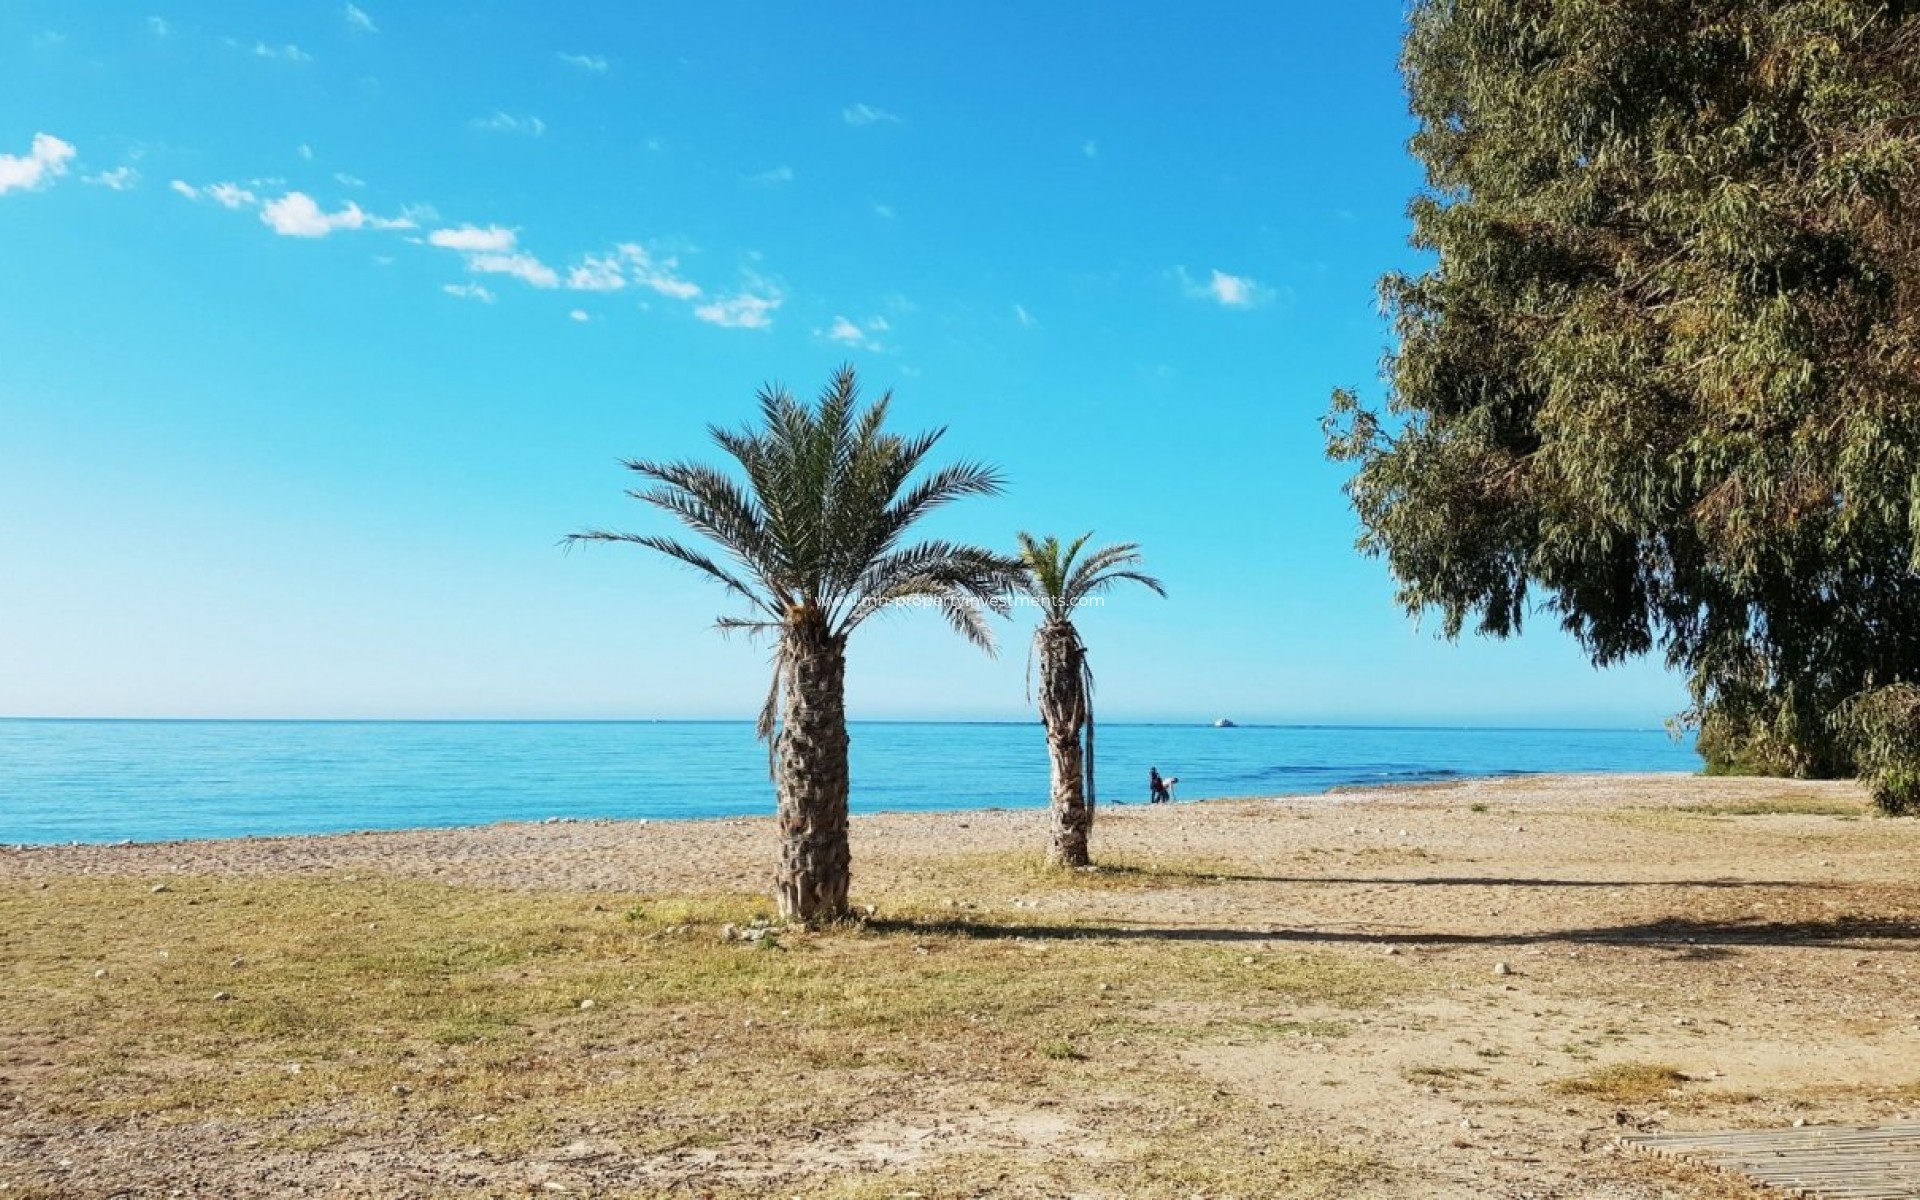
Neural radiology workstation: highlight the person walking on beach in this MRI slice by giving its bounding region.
[1148,766,1171,804]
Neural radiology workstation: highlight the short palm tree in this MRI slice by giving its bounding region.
[571,367,1019,922]
[1013,532,1165,867]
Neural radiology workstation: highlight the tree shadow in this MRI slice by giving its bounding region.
[1066,864,1839,890]
[870,913,1920,952]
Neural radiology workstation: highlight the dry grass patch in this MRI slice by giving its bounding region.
[0,874,1419,1197]
[903,849,1247,899]
[1553,1062,1689,1104]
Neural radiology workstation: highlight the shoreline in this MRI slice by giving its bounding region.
[0,769,1704,853]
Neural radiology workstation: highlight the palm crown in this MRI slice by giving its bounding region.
[570,366,1020,735]
[1013,532,1167,623]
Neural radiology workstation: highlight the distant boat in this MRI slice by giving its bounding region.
[1213,718,1237,728]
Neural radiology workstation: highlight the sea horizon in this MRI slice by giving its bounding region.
[0,718,1700,847]
[0,716,1683,732]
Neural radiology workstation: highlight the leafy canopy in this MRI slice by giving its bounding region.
[1326,0,1920,776]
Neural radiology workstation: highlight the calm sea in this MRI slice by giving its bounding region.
[0,720,1700,846]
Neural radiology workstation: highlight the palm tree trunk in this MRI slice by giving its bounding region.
[1038,620,1092,867]
[773,614,853,922]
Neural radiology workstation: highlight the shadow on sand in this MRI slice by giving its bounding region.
[870,912,1920,952]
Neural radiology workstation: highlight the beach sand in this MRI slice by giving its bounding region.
[5,772,1918,1197]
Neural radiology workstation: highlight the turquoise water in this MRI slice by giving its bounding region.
[0,720,1700,845]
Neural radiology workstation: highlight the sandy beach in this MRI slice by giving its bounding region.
[5,772,1919,1198]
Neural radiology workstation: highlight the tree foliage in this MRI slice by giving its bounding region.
[574,366,1018,749]
[1327,0,1920,783]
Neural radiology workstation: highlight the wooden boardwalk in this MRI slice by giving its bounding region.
[1622,1123,1920,1199]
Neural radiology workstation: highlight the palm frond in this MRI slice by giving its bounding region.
[568,531,775,617]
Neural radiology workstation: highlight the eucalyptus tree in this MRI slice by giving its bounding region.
[572,367,1019,920]
[1013,532,1165,867]
[1325,0,1920,788]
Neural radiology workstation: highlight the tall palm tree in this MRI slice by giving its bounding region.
[571,367,1018,922]
[1013,532,1165,868]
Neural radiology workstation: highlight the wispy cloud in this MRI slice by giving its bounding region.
[32,30,67,50]
[0,133,77,196]
[259,191,411,237]
[749,165,794,186]
[334,172,365,188]
[84,166,140,191]
[161,154,783,329]
[620,245,700,299]
[428,224,516,252]
[1173,265,1268,309]
[148,16,170,36]
[471,112,545,136]
[557,52,607,72]
[842,103,901,127]
[1014,304,1038,330]
[872,202,894,220]
[466,251,559,288]
[253,42,312,63]
[425,224,554,287]
[207,182,258,208]
[695,288,782,330]
[565,254,624,293]
[823,314,889,350]
[1082,139,1099,159]
[344,4,377,34]
[561,244,701,299]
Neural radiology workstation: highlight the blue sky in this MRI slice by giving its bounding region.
[0,4,1689,727]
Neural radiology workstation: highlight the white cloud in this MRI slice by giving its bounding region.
[557,52,607,71]
[428,224,516,252]
[1174,265,1268,309]
[472,112,545,136]
[823,315,890,350]
[1207,269,1260,307]
[344,4,377,34]
[208,182,258,209]
[1014,304,1037,329]
[443,282,495,303]
[253,42,312,62]
[0,133,77,196]
[616,243,700,300]
[169,179,198,199]
[148,16,170,36]
[872,202,894,219]
[298,143,314,160]
[84,166,140,191]
[569,309,591,322]
[566,254,625,293]
[260,192,360,236]
[842,103,901,127]
[334,172,365,188]
[695,289,781,330]
[467,251,559,288]
[750,165,794,186]
[259,191,411,237]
